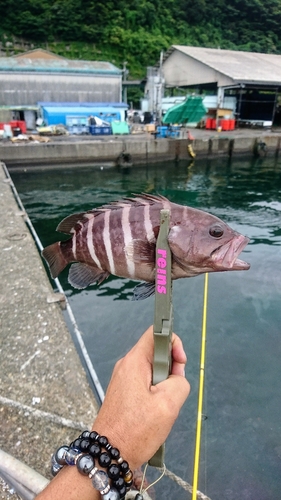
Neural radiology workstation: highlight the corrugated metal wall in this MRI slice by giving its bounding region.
[0,73,122,105]
[162,51,233,87]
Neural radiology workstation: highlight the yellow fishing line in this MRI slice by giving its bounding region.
[192,272,209,500]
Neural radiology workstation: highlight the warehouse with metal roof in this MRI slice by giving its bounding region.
[0,49,122,106]
[0,49,124,129]
[160,46,281,126]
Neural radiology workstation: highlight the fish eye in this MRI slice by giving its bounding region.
[209,225,224,238]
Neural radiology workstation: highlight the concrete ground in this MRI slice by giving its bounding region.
[0,163,99,498]
[22,124,281,141]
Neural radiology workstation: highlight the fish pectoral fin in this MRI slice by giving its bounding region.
[68,263,109,289]
[125,239,155,263]
[132,281,155,301]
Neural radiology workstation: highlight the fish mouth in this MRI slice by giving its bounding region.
[211,234,250,271]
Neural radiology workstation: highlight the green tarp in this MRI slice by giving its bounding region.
[162,96,206,125]
[111,121,130,134]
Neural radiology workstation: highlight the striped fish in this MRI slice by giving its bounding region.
[42,194,250,300]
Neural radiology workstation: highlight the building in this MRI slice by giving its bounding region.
[156,46,281,126]
[0,48,123,128]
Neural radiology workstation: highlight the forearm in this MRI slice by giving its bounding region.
[36,465,99,500]
[35,327,190,500]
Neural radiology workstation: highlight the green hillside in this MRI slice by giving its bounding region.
[1,0,281,79]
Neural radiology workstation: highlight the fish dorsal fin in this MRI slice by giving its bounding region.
[132,282,155,300]
[68,263,109,289]
[56,194,169,233]
[125,239,155,263]
[99,193,169,210]
[57,212,87,234]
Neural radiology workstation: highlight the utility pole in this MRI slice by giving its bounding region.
[155,51,164,124]
[122,61,128,104]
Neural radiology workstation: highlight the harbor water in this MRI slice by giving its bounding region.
[10,156,281,500]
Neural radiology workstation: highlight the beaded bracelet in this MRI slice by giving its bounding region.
[51,430,133,500]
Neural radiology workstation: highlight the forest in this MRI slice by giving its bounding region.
[1,0,281,79]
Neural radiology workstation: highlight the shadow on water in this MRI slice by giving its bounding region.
[10,155,281,500]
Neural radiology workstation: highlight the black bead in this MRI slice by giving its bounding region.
[98,435,108,447]
[76,454,95,475]
[120,460,129,473]
[89,431,99,442]
[81,430,90,438]
[73,438,82,449]
[89,443,101,457]
[118,485,126,498]
[134,494,143,500]
[80,438,90,452]
[110,447,120,460]
[98,451,111,468]
[113,477,125,490]
[108,464,120,480]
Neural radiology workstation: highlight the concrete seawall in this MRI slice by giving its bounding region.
[0,163,99,497]
[1,129,281,169]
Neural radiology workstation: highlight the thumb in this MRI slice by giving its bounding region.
[153,373,190,416]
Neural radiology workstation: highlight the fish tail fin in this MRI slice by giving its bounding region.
[42,242,68,279]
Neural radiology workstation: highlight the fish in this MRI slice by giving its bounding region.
[42,194,250,300]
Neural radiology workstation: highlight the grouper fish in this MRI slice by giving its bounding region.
[42,194,250,300]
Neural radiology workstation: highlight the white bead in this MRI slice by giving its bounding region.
[92,470,109,491]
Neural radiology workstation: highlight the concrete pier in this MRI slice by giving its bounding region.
[0,163,99,498]
[1,128,281,169]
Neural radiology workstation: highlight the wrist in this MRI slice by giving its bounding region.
[91,424,139,472]
[51,430,133,500]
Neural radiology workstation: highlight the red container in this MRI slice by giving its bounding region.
[9,120,18,128]
[17,120,27,134]
[0,120,27,133]
[8,120,27,133]
[206,118,212,130]
[211,119,217,129]
[221,119,229,131]
[0,122,12,130]
[229,119,235,130]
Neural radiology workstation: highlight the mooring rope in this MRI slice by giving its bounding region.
[164,466,211,500]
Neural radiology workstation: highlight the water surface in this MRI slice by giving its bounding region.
[11,156,281,500]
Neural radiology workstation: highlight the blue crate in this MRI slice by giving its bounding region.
[156,125,180,138]
[157,126,168,137]
[100,126,112,135]
[167,127,180,138]
[89,125,112,135]
[66,116,89,134]
[155,126,166,138]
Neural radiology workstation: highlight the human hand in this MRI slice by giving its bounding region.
[93,325,190,470]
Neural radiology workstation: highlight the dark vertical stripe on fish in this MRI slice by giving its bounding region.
[81,212,109,271]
